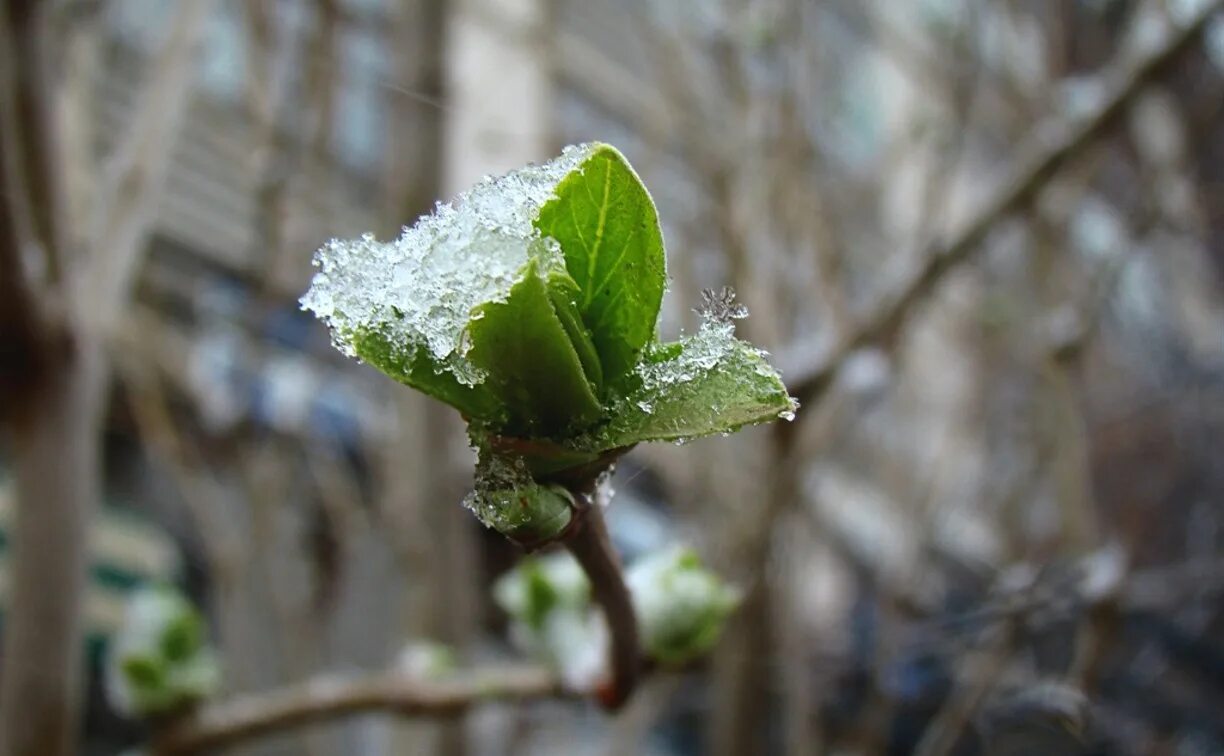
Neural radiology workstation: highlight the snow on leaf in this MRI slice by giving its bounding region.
[577,320,797,450]
[300,144,596,421]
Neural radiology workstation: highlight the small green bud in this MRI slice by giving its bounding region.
[493,553,590,625]
[627,546,741,665]
[464,438,578,545]
[106,586,220,717]
[493,554,606,688]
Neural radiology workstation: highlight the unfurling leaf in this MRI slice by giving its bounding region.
[302,142,795,541]
[467,257,602,437]
[535,144,667,388]
[579,321,797,450]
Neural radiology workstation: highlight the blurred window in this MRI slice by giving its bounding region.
[198,3,246,101]
[104,0,174,52]
[334,22,390,173]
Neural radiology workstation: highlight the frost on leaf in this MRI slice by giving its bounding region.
[300,144,595,421]
[493,553,607,689]
[302,141,796,542]
[579,318,798,450]
[464,440,575,543]
[496,546,740,670]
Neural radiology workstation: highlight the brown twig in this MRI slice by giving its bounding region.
[913,627,1014,756]
[561,488,641,710]
[782,0,1224,411]
[0,0,69,421]
[150,665,571,755]
[2,0,69,284]
[484,436,642,709]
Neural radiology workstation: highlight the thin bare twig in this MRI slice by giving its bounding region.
[80,0,214,333]
[783,0,1224,410]
[913,629,1014,756]
[0,10,51,418]
[151,665,570,755]
[2,0,69,284]
[562,487,641,710]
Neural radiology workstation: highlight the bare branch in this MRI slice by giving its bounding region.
[1,0,69,284]
[913,630,1013,756]
[0,8,47,414]
[782,0,1224,410]
[80,0,214,332]
[151,665,570,755]
[562,491,641,709]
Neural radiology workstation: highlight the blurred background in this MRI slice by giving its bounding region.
[2,0,1224,754]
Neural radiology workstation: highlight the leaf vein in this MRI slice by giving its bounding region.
[589,285,629,333]
[582,158,613,307]
[568,199,592,258]
[587,225,638,303]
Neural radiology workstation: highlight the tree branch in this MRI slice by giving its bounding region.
[562,491,641,709]
[0,6,94,755]
[80,0,213,333]
[2,0,69,283]
[151,665,570,755]
[0,0,69,420]
[782,0,1224,411]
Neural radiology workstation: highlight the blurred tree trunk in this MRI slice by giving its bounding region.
[0,345,102,756]
[0,5,97,752]
[0,1,210,753]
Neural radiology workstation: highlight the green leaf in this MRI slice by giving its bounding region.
[535,144,666,388]
[466,258,603,437]
[523,564,561,631]
[160,610,203,664]
[121,655,165,689]
[351,327,505,423]
[546,270,603,392]
[166,651,221,700]
[583,324,796,450]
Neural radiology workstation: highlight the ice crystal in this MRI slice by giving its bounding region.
[462,451,537,529]
[635,320,739,394]
[463,441,574,540]
[301,144,596,386]
[695,286,749,323]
